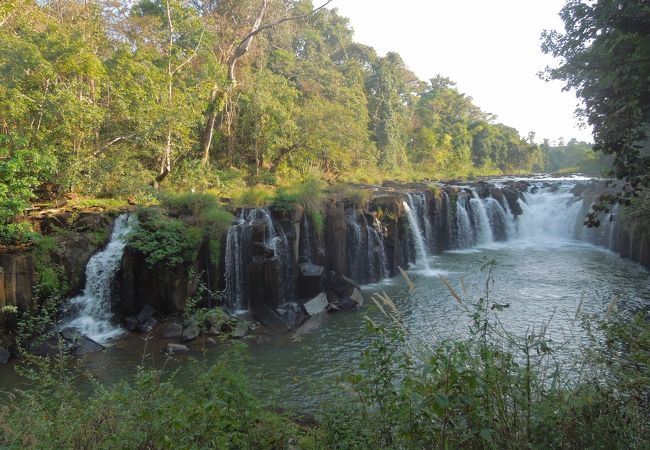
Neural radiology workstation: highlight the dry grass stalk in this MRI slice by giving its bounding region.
[398,266,415,293]
[604,296,618,320]
[460,275,468,296]
[574,293,584,321]
[438,275,464,305]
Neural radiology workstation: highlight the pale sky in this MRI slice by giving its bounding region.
[329,0,593,144]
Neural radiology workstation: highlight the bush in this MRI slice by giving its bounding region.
[273,174,324,213]
[129,208,203,268]
[161,191,220,217]
[0,222,37,245]
[233,184,275,207]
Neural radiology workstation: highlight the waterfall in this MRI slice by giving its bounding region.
[346,208,363,282]
[225,208,294,313]
[300,213,314,264]
[368,225,389,281]
[454,194,473,249]
[468,190,493,245]
[403,193,430,269]
[483,197,511,241]
[63,213,136,344]
[517,186,584,241]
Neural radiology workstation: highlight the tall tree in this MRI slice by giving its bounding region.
[542,0,650,199]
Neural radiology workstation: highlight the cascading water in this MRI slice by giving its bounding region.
[62,213,136,344]
[367,225,389,281]
[404,193,430,269]
[483,196,513,241]
[225,208,294,313]
[346,208,364,282]
[468,190,493,245]
[454,194,473,249]
[517,186,584,241]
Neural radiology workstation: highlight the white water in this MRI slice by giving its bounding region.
[468,190,493,245]
[63,214,136,344]
[455,195,473,248]
[404,193,430,270]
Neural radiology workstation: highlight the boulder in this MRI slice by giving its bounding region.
[166,343,189,353]
[297,263,324,301]
[73,335,105,356]
[0,346,10,364]
[181,322,200,342]
[303,293,329,317]
[293,313,325,337]
[502,188,523,216]
[124,316,138,331]
[136,304,156,323]
[161,322,183,339]
[349,287,365,307]
[231,320,250,338]
[251,302,290,332]
[136,316,158,333]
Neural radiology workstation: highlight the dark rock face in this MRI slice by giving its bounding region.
[0,253,35,311]
[502,188,524,216]
[117,247,201,315]
[0,346,10,364]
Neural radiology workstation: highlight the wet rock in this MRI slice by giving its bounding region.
[60,327,81,341]
[298,263,325,301]
[166,343,189,353]
[251,302,290,332]
[350,288,364,307]
[136,316,158,333]
[162,322,183,339]
[293,313,325,337]
[136,304,156,323]
[0,346,10,364]
[181,322,200,342]
[73,335,105,356]
[304,293,329,317]
[231,320,250,338]
[502,188,523,216]
[124,316,138,331]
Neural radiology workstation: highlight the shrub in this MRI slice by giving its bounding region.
[129,208,203,268]
[161,191,220,217]
[233,184,275,207]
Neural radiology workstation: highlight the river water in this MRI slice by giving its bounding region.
[1,177,649,409]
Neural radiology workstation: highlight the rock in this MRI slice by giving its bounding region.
[303,293,329,317]
[166,343,189,353]
[161,322,183,339]
[0,346,10,364]
[73,335,105,356]
[136,316,158,333]
[298,263,325,300]
[181,323,200,342]
[231,320,250,338]
[124,316,138,331]
[206,337,217,345]
[28,337,60,356]
[60,327,81,341]
[136,304,156,323]
[293,313,325,337]
[350,287,364,307]
[251,302,291,332]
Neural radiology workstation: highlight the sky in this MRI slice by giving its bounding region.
[328,0,593,144]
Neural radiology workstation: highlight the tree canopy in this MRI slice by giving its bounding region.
[542,0,650,199]
[0,0,592,241]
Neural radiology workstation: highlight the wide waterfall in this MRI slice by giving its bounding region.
[62,213,136,344]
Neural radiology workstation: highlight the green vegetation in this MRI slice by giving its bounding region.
[542,0,650,200]
[0,0,601,247]
[130,193,232,269]
[1,269,648,449]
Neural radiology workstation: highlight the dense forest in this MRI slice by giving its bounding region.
[0,0,600,242]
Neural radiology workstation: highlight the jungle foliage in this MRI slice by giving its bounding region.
[0,0,583,243]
